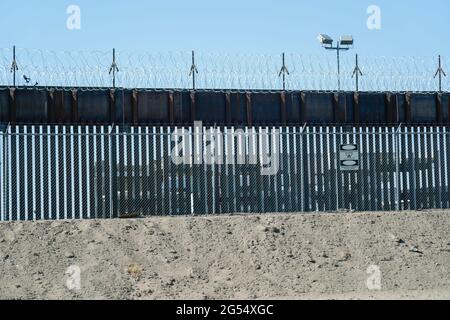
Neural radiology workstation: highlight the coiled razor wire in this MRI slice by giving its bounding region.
[0,48,448,92]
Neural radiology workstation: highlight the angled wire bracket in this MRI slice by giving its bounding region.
[434,66,446,78]
[351,65,363,78]
[189,53,198,77]
[278,58,290,77]
[352,54,363,78]
[188,63,198,76]
[109,61,119,74]
[10,59,18,73]
[109,49,119,74]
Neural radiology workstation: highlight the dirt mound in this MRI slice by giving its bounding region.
[0,211,449,300]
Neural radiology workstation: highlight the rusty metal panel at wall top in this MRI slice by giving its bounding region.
[0,87,447,126]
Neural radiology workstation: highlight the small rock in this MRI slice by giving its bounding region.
[0,238,5,243]
[338,252,351,262]
[271,227,281,234]
[65,252,75,259]
[409,246,423,254]
[3,254,9,261]
[390,234,404,243]
[127,264,143,279]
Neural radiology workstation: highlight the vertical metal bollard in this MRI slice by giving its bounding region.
[109,126,118,218]
[0,130,4,221]
[394,124,401,211]
[4,124,10,221]
[299,123,307,212]
[411,127,418,210]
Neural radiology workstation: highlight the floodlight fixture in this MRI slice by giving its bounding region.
[339,35,354,46]
[318,34,333,46]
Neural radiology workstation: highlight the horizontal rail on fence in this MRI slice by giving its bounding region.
[1,128,450,136]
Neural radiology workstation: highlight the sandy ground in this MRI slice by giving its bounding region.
[0,210,449,300]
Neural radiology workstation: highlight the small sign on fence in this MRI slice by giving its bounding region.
[340,144,359,171]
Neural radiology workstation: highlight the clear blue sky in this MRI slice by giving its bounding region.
[0,0,448,55]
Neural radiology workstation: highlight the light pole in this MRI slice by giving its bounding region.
[318,34,354,91]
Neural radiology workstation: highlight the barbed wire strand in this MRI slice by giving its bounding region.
[0,48,448,93]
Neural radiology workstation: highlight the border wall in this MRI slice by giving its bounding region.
[1,125,449,221]
[1,87,449,126]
